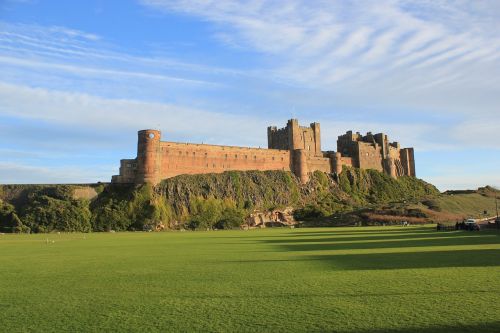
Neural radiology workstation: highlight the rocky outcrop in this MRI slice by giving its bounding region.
[245,207,296,228]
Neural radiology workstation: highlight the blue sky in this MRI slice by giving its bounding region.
[0,0,499,190]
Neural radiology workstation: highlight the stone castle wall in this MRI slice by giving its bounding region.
[158,141,291,180]
[112,119,415,185]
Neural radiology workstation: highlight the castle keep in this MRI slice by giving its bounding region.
[112,119,415,185]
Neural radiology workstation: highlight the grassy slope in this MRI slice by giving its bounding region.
[435,193,499,218]
[1,226,499,332]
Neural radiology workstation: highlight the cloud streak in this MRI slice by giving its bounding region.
[141,0,500,111]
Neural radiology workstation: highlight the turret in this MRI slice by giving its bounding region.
[267,126,277,149]
[288,119,301,151]
[334,152,343,175]
[136,129,161,185]
[385,157,397,179]
[292,149,309,184]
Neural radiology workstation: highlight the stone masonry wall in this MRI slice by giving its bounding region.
[158,142,291,180]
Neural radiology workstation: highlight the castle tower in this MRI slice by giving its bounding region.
[311,122,321,156]
[135,129,161,185]
[288,119,302,151]
[334,152,343,174]
[267,126,277,149]
[400,148,416,177]
[292,149,309,184]
[385,157,397,179]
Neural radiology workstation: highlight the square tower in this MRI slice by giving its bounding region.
[267,119,322,156]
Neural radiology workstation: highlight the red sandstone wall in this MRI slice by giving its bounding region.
[306,156,332,173]
[340,157,352,167]
[159,142,291,179]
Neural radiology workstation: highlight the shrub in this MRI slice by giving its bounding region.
[22,195,91,233]
[294,204,329,220]
[189,197,223,230]
[215,206,246,229]
[421,199,442,211]
[0,202,30,233]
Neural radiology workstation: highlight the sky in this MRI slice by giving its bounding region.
[0,0,499,190]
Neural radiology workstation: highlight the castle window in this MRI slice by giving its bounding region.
[193,152,196,156]
[245,155,247,159]
[281,157,284,161]
[272,157,275,160]
[254,155,257,159]
[235,154,238,158]
[225,154,228,159]
[213,163,216,168]
[179,151,182,155]
[205,152,208,157]
[308,145,310,151]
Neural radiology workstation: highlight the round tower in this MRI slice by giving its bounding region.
[385,157,397,179]
[334,152,343,175]
[136,129,161,185]
[293,149,309,184]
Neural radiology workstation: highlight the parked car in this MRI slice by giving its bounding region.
[464,219,480,231]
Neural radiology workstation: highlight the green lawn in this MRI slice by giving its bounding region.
[1,226,499,332]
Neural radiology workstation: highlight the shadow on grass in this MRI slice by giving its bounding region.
[210,227,437,240]
[258,231,487,244]
[242,228,500,270]
[287,226,432,236]
[308,249,500,270]
[260,233,499,252]
[226,249,500,270]
[335,322,500,333]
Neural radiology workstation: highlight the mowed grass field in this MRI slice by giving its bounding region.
[1,226,499,333]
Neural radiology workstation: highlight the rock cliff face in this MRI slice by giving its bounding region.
[156,170,302,214]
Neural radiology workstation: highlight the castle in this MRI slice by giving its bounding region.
[112,119,415,185]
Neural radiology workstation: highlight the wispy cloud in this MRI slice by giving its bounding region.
[0,21,246,97]
[0,81,271,147]
[0,55,212,85]
[141,0,500,112]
